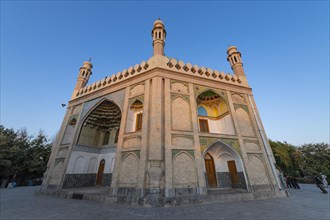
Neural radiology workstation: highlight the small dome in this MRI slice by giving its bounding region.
[153,18,164,28]
[227,46,238,55]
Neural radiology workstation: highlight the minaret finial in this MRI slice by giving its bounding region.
[89,57,92,62]
[158,17,160,20]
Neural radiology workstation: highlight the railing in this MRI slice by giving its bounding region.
[73,144,116,154]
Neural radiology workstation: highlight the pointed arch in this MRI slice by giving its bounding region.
[196,90,234,135]
[119,153,139,187]
[73,156,85,174]
[203,140,248,189]
[126,99,144,133]
[172,96,191,131]
[77,98,122,147]
[173,151,197,188]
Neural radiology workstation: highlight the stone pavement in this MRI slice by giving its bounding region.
[0,184,329,220]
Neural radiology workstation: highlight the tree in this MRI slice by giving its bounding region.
[0,125,52,186]
[298,143,330,178]
[269,140,300,176]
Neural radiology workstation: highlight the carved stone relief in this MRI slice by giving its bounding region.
[171,94,192,131]
[171,80,188,93]
[172,135,194,148]
[247,154,269,185]
[123,136,141,149]
[173,152,197,188]
[231,93,246,104]
[244,142,260,151]
[57,146,68,158]
[234,105,255,137]
[130,83,144,96]
[119,153,139,187]
[49,160,64,184]
[61,115,78,145]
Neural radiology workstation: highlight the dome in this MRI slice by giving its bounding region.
[153,18,164,28]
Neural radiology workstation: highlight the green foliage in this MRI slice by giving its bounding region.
[0,125,52,185]
[298,143,330,178]
[269,140,300,176]
[270,140,330,179]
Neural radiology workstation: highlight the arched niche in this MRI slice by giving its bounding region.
[125,100,143,133]
[196,90,235,135]
[77,99,122,147]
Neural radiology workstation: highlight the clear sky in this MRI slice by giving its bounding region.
[1,1,329,146]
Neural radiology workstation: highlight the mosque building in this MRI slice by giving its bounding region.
[41,19,286,204]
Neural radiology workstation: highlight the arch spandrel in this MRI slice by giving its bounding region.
[193,85,228,103]
[199,137,241,156]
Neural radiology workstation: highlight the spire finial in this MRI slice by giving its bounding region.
[88,57,92,62]
[158,17,161,20]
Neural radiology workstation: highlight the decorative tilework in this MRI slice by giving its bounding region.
[199,137,241,155]
[122,150,140,159]
[234,103,249,112]
[172,149,195,159]
[193,85,227,101]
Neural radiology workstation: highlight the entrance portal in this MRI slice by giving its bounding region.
[96,159,105,185]
[204,153,217,187]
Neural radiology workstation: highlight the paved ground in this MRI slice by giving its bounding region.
[0,184,329,220]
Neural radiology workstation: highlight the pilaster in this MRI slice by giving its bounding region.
[226,90,251,191]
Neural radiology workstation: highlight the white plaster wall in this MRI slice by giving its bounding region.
[66,151,116,174]
[206,115,235,135]
[208,147,243,173]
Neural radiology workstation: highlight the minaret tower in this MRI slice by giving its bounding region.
[71,60,93,99]
[152,18,166,56]
[75,60,93,90]
[227,46,245,77]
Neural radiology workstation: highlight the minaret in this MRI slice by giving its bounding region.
[71,60,93,99]
[74,60,93,90]
[151,18,166,56]
[227,46,245,77]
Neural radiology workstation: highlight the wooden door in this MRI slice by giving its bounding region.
[96,160,105,185]
[205,153,217,187]
[227,160,239,184]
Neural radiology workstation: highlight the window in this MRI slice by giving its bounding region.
[135,113,143,131]
[198,106,208,116]
[103,131,110,145]
[199,119,209,132]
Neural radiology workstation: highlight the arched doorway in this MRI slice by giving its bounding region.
[203,141,247,189]
[204,153,217,187]
[96,159,105,185]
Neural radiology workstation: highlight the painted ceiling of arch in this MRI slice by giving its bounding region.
[84,100,121,130]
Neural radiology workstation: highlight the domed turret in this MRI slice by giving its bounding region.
[74,60,93,91]
[151,18,166,56]
[227,46,245,77]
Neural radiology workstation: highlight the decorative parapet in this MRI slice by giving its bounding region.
[74,60,149,99]
[166,58,246,87]
[73,56,248,100]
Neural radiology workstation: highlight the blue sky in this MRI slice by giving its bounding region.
[1,1,329,145]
